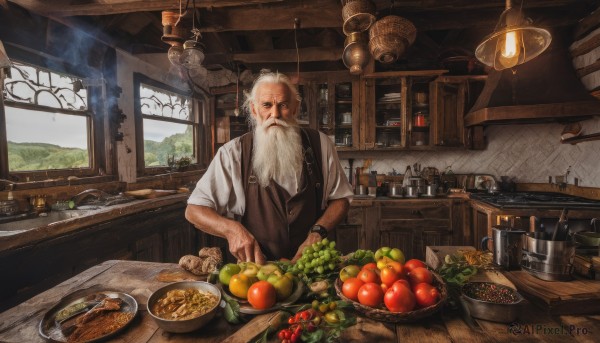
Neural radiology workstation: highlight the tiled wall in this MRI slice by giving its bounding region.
[341,117,600,187]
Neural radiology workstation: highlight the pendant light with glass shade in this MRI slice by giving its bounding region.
[475,0,552,71]
[180,1,207,77]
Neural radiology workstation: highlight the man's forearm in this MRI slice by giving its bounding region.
[315,198,350,231]
[185,204,238,239]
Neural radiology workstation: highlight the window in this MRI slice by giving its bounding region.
[134,73,201,174]
[1,60,98,178]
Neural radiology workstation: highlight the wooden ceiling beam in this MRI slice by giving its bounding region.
[231,47,343,64]
[7,0,283,16]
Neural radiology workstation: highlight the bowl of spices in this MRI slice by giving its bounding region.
[460,282,523,323]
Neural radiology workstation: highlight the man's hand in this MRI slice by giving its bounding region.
[226,221,266,265]
[291,232,322,262]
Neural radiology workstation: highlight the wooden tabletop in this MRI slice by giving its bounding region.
[1,260,599,343]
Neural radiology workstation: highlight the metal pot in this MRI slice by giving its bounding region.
[389,182,403,197]
[422,184,438,197]
[460,282,523,323]
[0,200,19,216]
[481,227,526,270]
[405,185,419,198]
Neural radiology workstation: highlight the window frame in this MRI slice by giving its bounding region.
[0,49,105,182]
[133,72,203,176]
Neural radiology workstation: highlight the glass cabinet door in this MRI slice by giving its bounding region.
[372,77,406,149]
[334,82,353,149]
[408,76,432,148]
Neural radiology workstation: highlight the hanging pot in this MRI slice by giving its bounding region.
[342,0,376,35]
[343,32,370,75]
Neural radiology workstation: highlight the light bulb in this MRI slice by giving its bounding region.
[494,29,523,70]
[502,31,518,58]
[168,45,183,66]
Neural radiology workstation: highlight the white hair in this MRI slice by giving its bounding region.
[243,70,301,129]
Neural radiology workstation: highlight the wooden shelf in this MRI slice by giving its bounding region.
[560,132,600,144]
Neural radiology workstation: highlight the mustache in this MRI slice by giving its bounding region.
[261,117,291,128]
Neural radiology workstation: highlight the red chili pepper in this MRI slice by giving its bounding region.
[290,332,300,343]
[288,316,296,325]
[294,325,303,336]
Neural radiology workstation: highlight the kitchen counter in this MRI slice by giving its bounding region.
[0,193,189,252]
[1,259,599,342]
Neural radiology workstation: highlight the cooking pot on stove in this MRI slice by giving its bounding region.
[481,227,525,270]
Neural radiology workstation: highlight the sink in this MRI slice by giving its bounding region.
[0,209,98,232]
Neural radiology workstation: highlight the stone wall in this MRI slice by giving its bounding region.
[341,117,600,187]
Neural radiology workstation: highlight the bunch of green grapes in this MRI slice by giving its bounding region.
[290,238,341,276]
[346,249,375,266]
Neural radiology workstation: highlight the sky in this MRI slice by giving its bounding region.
[6,107,88,149]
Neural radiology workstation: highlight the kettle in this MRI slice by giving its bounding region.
[481,227,526,270]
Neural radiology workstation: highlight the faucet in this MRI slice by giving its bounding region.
[70,189,110,208]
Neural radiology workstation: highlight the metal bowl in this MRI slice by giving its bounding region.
[460,282,524,323]
[574,232,600,246]
[147,281,221,333]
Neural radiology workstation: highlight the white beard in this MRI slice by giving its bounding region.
[252,117,303,188]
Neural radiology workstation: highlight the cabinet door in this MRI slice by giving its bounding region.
[362,77,406,150]
[378,202,453,260]
[430,76,486,149]
[431,81,465,147]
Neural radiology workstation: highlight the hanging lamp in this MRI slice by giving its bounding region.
[180,1,206,71]
[475,0,551,71]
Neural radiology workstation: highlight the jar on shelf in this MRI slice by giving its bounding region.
[413,111,428,127]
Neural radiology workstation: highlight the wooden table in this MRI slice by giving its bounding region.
[1,260,599,343]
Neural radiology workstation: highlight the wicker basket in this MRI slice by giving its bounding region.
[369,35,408,63]
[334,272,447,323]
[369,15,417,45]
[368,16,416,63]
[342,0,376,35]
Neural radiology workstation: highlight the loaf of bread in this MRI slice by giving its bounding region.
[178,247,223,275]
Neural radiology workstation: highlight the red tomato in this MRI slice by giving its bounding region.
[391,279,411,292]
[413,282,440,308]
[381,283,389,293]
[362,262,378,271]
[358,268,380,284]
[403,259,427,273]
[357,282,384,307]
[408,267,433,286]
[384,283,416,313]
[380,265,399,287]
[342,277,364,301]
[247,280,277,310]
[386,261,405,276]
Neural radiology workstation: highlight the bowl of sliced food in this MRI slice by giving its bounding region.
[147,281,221,333]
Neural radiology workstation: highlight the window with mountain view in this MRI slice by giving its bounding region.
[3,61,91,172]
[135,74,198,172]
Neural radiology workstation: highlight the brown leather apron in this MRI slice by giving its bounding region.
[240,128,323,260]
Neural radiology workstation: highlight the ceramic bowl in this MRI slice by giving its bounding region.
[147,281,221,333]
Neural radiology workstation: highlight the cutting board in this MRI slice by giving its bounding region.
[124,189,178,199]
[504,270,600,315]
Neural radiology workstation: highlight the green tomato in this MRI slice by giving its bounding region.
[218,263,241,285]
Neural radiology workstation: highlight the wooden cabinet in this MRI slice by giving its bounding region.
[297,71,361,151]
[430,75,487,149]
[212,84,249,155]
[343,199,467,260]
[0,202,198,312]
[359,71,486,151]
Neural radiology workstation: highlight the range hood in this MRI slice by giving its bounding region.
[465,31,600,126]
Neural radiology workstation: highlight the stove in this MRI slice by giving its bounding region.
[470,192,600,209]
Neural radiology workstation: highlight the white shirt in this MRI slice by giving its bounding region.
[188,131,354,216]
